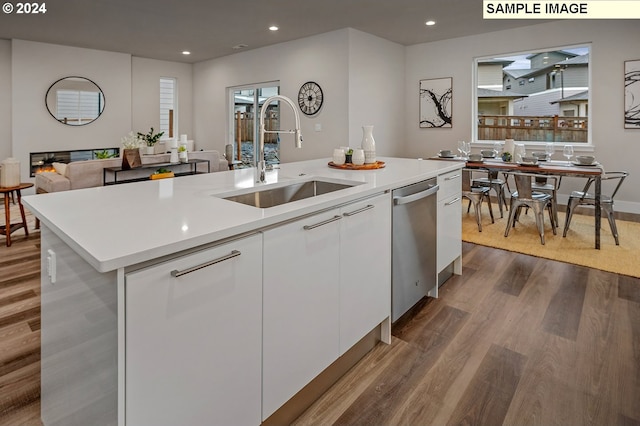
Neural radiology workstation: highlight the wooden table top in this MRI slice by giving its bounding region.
[0,182,34,193]
[430,156,603,176]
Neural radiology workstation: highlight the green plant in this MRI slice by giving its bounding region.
[178,145,187,152]
[137,127,164,147]
[94,149,117,159]
[154,168,172,174]
[502,151,512,162]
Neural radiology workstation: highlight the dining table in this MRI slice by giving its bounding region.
[431,155,605,249]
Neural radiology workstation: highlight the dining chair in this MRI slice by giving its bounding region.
[531,175,561,227]
[471,169,508,218]
[504,171,556,245]
[462,168,494,232]
[562,171,628,245]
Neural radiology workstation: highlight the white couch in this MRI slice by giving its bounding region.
[35,150,228,193]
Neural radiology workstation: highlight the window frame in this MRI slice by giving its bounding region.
[160,77,177,139]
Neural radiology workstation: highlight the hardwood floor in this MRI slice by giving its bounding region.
[295,242,640,425]
[1,229,639,425]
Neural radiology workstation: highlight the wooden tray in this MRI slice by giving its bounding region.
[328,161,385,170]
[150,172,175,180]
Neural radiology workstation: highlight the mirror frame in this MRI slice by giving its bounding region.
[45,76,106,126]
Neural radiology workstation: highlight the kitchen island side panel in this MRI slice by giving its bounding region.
[40,225,118,426]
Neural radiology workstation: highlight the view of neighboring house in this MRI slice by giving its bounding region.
[479,50,589,118]
[477,49,590,142]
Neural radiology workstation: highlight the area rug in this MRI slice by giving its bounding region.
[462,204,640,278]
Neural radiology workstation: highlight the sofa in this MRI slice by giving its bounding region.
[35,150,228,194]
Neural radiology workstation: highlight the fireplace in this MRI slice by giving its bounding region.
[30,148,120,177]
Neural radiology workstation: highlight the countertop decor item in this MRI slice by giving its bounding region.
[328,160,385,170]
[138,127,164,154]
[297,81,323,116]
[1,157,21,188]
[361,125,376,164]
[120,132,143,170]
[178,145,188,163]
[150,168,175,180]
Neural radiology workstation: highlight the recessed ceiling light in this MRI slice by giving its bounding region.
[269,26,279,31]
[425,20,436,26]
[182,51,191,55]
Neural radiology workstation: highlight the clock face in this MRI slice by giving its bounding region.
[298,81,323,116]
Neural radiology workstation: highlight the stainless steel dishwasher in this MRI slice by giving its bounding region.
[391,177,439,322]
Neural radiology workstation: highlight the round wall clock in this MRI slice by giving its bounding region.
[298,81,324,116]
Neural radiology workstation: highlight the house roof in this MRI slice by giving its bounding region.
[477,88,528,98]
[549,90,589,103]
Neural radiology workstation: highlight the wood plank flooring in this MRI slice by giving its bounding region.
[1,226,640,425]
[295,242,640,425]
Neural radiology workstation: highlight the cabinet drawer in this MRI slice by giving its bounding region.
[437,193,462,272]
[438,169,462,201]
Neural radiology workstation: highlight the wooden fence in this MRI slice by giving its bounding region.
[478,115,588,142]
[234,111,279,161]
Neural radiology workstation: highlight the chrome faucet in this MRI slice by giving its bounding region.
[257,95,303,183]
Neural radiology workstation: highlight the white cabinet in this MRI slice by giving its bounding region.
[437,169,463,278]
[262,209,342,420]
[262,192,392,420]
[125,233,263,426]
[339,192,391,354]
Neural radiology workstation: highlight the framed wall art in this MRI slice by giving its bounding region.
[625,59,640,129]
[419,77,452,128]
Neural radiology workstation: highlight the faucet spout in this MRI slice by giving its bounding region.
[258,95,303,183]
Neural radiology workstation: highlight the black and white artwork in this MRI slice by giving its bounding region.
[625,59,640,129]
[419,77,452,128]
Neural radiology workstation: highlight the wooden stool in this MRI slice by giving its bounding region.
[0,182,34,247]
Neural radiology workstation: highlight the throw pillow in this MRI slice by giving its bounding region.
[52,162,68,177]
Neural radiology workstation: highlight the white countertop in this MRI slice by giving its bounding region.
[23,157,462,272]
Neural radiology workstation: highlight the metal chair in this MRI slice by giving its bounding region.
[471,169,508,218]
[562,171,628,245]
[532,175,561,227]
[462,168,494,232]
[504,172,556,245]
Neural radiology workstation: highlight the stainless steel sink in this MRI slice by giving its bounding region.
[222,179,359,208]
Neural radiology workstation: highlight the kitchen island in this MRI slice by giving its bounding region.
[23,157,463,426]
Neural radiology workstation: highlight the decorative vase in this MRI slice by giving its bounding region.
[145,146,155,155]
[179,150,188,163]
[361,125,376,164]
[0,157,21,187]
[169,148,179,164]
[122,149,141,170]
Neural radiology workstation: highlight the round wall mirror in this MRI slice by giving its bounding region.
[45,76,105,126]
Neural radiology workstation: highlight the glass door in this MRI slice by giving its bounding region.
[230,83,279,168]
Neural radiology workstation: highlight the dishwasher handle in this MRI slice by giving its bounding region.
[393,184,439,206]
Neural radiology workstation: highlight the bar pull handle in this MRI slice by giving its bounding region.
[303,215,342,230]
[393,184,439,205]
[343,204,374,217]
[445,197,461,206]
[171,250,241,277]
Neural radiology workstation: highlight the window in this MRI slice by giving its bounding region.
[228,82,280,168]
[160,77,176,138]
[474,44,591,145]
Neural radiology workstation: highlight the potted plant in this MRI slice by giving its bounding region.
[178,144,188,163]
[137,127,164,155]
[121,131,143,169]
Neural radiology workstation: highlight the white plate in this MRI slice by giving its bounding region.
[572,160,599,167]
[438,154,456,158]
[517,161,539,167]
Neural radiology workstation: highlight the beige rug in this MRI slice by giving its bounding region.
[462,204,640,278]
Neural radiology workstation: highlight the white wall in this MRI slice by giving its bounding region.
[11,40,132,182]
[194,29,351,162]
[0,40,11,162]
[404,20,640,211]
[347,29,405,156]
[132,57,194,145]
